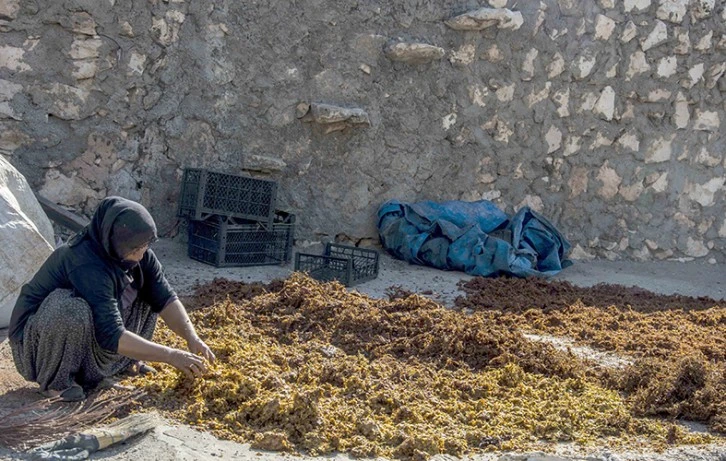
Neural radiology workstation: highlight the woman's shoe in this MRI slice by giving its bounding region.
[40,383,86,402]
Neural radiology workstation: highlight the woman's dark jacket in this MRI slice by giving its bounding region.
[8,197,177,352]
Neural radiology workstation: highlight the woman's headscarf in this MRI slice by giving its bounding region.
[79,196,157,269]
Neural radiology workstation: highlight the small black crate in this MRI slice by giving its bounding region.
[295,243,379,286]
[178,168,278,222]
[188,211,294,267]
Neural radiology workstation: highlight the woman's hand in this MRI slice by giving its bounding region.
[160,300,216,365]
[117,331,213,379]
[187,336,216,363]
[167,348,208,379]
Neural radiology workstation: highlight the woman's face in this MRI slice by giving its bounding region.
[122,244,149,263]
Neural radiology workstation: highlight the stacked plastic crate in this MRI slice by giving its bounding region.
[295,243,379,286]
[177,168,295,267]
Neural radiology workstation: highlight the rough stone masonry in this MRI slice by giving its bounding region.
[0,0,724,262]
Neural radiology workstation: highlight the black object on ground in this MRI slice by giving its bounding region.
[295,243,379,286]
[35,194,89,233]
[177,168,278,223]
[188,211,295,267]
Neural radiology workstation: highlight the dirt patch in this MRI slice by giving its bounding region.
[0,342,28,397]
[0,341,40,420]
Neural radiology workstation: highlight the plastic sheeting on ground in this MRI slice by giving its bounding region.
[377,199,572,277]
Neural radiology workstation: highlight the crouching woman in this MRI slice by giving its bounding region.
[8,196,215,401]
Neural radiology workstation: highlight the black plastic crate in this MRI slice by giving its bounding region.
[187,211,294,267]
[295,243,379,286]
[178,168,278,222]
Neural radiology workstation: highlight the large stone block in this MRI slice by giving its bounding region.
[0,156,54,328]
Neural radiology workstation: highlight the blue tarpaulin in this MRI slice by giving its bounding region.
[377,199,572,277]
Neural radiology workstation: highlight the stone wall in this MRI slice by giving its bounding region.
[1,0,724,262]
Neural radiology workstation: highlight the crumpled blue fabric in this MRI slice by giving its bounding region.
[377,199,572,277]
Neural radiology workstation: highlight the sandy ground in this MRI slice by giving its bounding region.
[0,238,724,461]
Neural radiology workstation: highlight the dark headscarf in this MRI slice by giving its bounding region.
[76,197,157,269]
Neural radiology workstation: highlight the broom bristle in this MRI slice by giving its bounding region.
[0,390,145,450]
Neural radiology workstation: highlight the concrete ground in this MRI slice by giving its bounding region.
[0,238,724,461]
[151,238,726,305]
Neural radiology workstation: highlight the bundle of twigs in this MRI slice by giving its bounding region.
[0,390,145,450]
